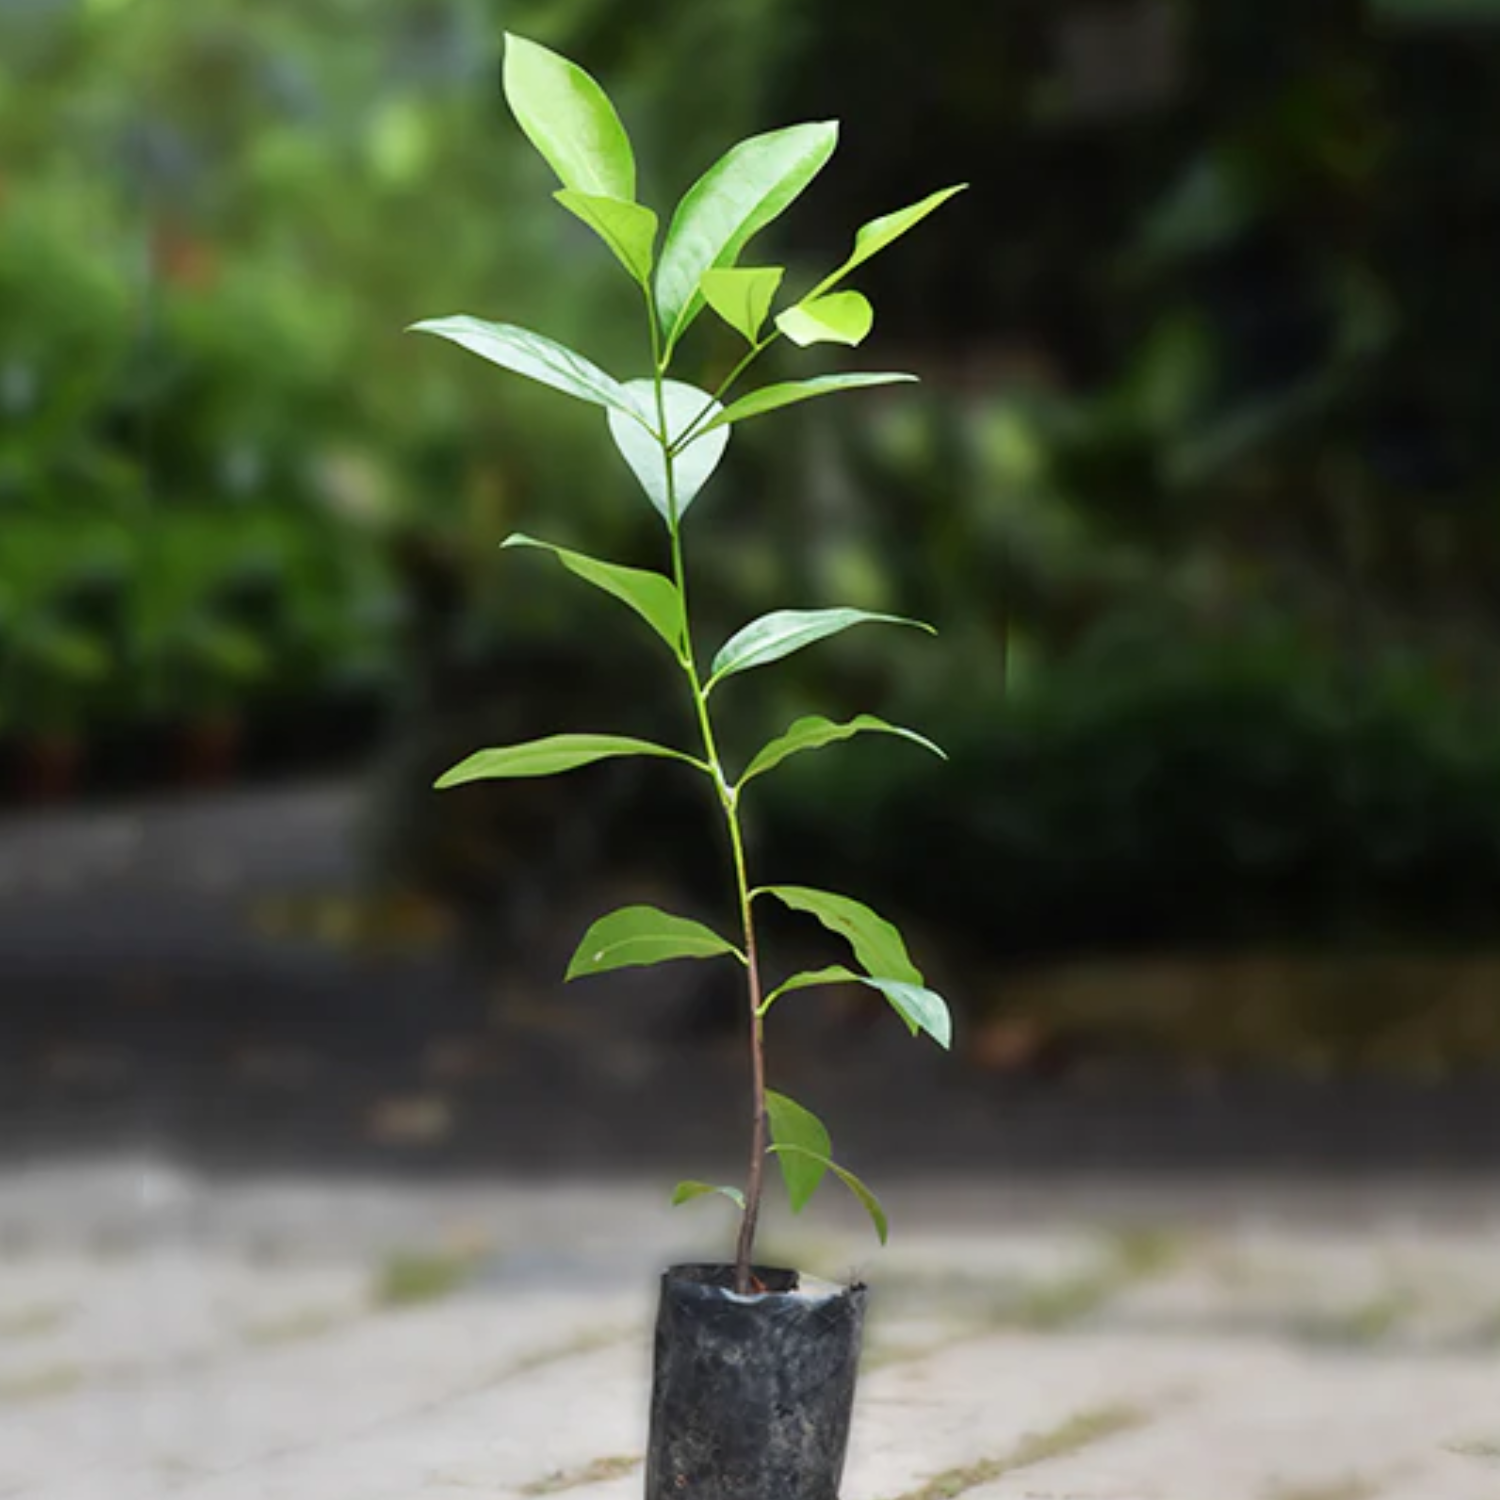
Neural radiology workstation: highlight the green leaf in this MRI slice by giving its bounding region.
[655,122,838,355]
[764,1091,831,1213]
[775,291,874,348]
[758,886,924,985]
[760,965,951,1049]
[768,1146,888,1243]
[408,317,634,417]
[606,379,730,527]
[502,33,636,200]
[436,734,703,788]
[707,609,935,689]
[501,534,683,653]
[826,184,968,287]
[761,964,864,1010]
[740,713,945,786]
[671,1181,746,1211]
[554,191,657,284]
[860,978,952,1049]
[567,904,742,979]
[701,266,784,343]
[703,373,917,434]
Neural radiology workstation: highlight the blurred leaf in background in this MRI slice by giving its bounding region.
[7,0,1500,1070]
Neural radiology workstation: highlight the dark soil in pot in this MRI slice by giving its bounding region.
[646,1263,867,1500]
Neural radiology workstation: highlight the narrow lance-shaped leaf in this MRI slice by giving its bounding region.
[607,378,730,527]
[554,191,657,284]
[770,1147,888,1244]
[702,372,917,434]
[409,318,637,419]
[764,1090,831,1213]
[566,905,743,980]
[758,885,924,985]
[501,534,683,653]
[701,266,784,344]
[656,122,838,356]
[740,713,945,787]
[776,291,874,348]
[671,1181,746,1211]
[760,967,952,1049]
[761,964,864,1011]
[708,608,934,690]
[503,33,636,200]
[436,734,704,788]
[815,183,968,293]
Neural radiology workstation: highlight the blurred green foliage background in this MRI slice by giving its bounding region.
[7,0,1500,1068]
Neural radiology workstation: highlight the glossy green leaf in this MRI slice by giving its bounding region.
[770,1149,888,1244]
[566,905,743,980]
[758,886,924,985]
[606,379,730,527]
[502,33,636,200]
[702,372,917,434]
[775,291,874,348]
[671,1180,746,1211]
[701,266,784,343]
[501,534,683,653]
[759,966,952,1049]
[861,978,952,1048]
[764,1090,831,1213]
[825,184,968,286]
[655,122,838,355]
[408,317,634,417]
[436,734,702,788]
[707,609,934,689]
[554,191,657,284]
[740,714,944,786]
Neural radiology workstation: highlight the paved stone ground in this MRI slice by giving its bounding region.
[3,1163,1500,1499]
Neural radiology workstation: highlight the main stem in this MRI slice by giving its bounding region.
[649,310,767,1296]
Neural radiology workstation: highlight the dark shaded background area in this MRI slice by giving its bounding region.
[5,0,1500,1173]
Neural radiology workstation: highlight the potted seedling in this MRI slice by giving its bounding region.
[413,34,963,1500]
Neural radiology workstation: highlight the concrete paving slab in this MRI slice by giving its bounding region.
[5,1164,1500,1499]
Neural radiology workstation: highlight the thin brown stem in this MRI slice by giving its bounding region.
[728,815,766,1293]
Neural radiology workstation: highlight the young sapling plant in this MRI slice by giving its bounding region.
[415,33,963,1296]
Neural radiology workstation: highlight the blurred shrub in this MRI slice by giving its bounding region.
[755,613,1500,959]
[0,0,799,784]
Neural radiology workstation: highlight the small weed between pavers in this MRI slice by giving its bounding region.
[0,1303,68,1340]
[520,1454,641,1495]
[1264,1478,1380,1500]
[1294,1291,1415,1349]
[1106,1226,1182,1278]
[886,1403,1148,1500]
[1005,1227,1184,1332]
[865,1229,1185,1367]
[372,1248,485,1308]
[0,1362,84,1402]
[1446,1439,1500,1463]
